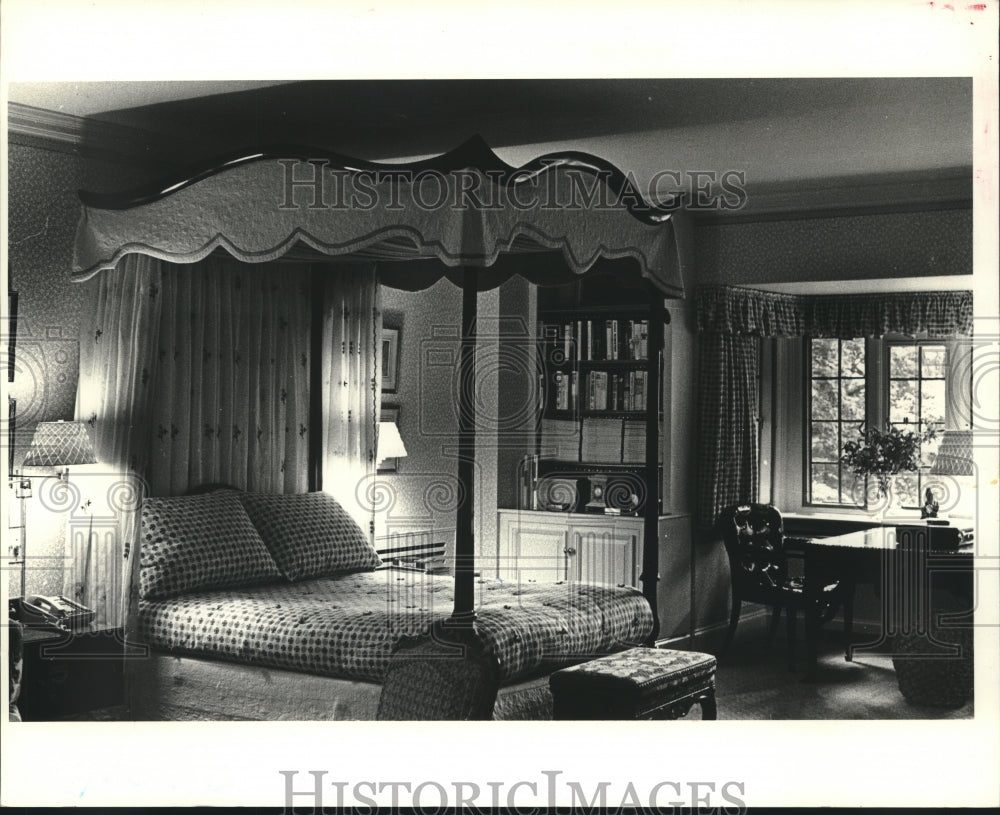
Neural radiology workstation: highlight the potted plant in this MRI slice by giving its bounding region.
[840,421,937,499]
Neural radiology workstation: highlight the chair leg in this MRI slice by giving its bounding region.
[844,593,855,662]
[805,610,820,682]
[786,607,797,671]
[766,605,782,646]
[723,597,741,653]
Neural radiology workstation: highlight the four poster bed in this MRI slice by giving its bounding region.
[71,137,689,719]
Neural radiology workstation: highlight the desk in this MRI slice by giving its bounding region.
[793,525,974,683]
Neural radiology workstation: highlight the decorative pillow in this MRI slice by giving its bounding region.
[140,491,282,600]
[239,491,382,581]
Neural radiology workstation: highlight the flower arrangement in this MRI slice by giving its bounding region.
[840,421,937,498]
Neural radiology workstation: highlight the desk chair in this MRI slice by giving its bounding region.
[720,503,854,679]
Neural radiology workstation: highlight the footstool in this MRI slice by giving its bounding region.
[549,647,717,720]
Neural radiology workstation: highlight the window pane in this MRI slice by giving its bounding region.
[841,378,865,420]
[921,380,946,425]
[841,339,866,376]
[811,464,841,504]
[811,421,839,462]
[895,473,919,508]
[811,379,838,419]
[841,472,865,506]
[890,345,917,377]
[811,339,838,377]
[921,345,946,379]
[841,420,864,455]
[921,433,942,469]
[889,379,916,422]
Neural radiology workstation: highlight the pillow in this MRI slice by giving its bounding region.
[239,491,382,581]
[139,491,282,600]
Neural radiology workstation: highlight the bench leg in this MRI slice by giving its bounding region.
[699,689,717,720]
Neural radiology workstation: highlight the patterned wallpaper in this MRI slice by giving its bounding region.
[694,207,973,285]
[7,141,158,598]
[378,282,500,565]
[8,142,156,444]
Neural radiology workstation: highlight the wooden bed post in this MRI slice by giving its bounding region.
[642,284,664,644]
[451,266,478,626]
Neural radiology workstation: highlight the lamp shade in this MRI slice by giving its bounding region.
[930,429,973,477]
[377,421,407,463]
[22,420,97,467]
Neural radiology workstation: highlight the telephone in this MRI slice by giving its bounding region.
[9,595,96,631]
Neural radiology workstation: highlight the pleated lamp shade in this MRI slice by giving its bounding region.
[377,421,407,464]
[22,420,97,467]
[930,429,974,477]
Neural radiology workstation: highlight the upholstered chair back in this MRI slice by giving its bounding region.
[720,503,789,602]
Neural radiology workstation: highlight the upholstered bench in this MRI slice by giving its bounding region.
[549,647,717,720]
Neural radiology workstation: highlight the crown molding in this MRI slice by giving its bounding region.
[690,170,972,225]
[7,102,181,170]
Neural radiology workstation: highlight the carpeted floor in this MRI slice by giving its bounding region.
[59,617,974,722]
[691,617,974,720]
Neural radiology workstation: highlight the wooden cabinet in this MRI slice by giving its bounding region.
[497,509,692,642]
[498,509,665,587]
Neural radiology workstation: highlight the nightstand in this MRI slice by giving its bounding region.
[17,624,125,721]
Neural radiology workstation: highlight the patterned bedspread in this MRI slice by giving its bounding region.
[138,570,653,684]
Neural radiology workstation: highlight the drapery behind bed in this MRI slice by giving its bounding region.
[74,255,161,627]
[74,255,380,627]
[320,263,382,530]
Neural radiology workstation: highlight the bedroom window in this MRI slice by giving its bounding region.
[806,338,866,505]
[886,341,947,508]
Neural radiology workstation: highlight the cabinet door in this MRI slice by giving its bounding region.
[570,523,638,587]
[498,516,569,584]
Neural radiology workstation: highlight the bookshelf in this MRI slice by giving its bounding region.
[498,274,684,644]
[521,275,667,517]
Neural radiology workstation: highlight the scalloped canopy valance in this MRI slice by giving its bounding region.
[72,136,690,295]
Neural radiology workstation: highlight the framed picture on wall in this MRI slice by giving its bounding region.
[381,327,400,393]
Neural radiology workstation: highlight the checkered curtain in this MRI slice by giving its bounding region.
[320,264,382,537]
[806,291,973,338]
[696,333,760,529]
[694,286,973,529]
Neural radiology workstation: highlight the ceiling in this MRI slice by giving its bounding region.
[7,78,973,218]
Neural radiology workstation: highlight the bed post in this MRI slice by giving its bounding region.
[451,266,478,627]
[642,285,664,644]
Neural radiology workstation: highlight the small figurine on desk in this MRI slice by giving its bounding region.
[921,486,939,519]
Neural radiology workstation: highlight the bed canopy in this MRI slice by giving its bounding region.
[72,135,689,635]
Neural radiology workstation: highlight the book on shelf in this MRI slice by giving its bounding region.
[581,417,623,463]
[519,453,540,509]
[553,370,578,411]
[540,419,581,461]
[622,421,646,463]
[628,319,648,360]
[625,370,647,411]
[573,318,650,362]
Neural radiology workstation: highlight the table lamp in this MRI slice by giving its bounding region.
[928,429,974,521]
[377,420,407,472]
[15,420,97,596]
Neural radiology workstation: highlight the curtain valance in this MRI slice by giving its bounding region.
[696,285,803,337]
[696,285,973,338]
[806,290,973,338]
